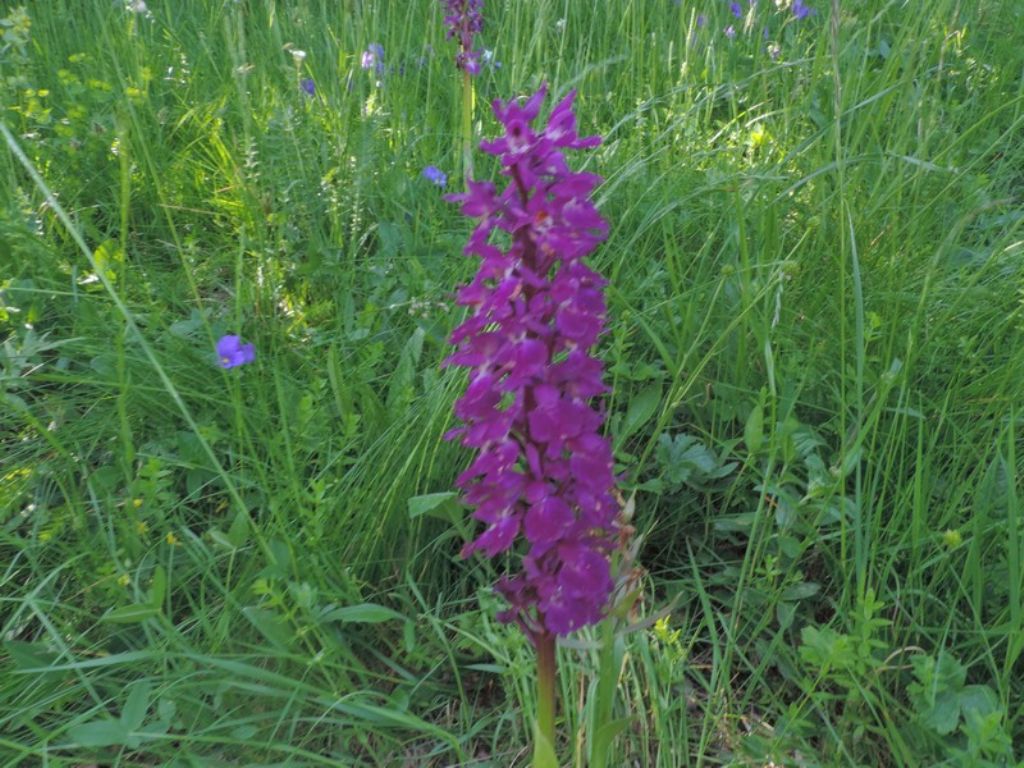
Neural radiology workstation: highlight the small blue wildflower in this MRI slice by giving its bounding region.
[361,43,384,72]
[697,14,707,27]
[423,165,448,187]
[216,335,255,368]
[729,2,742,17]
[300,77,315,96]
[793,0,812,19]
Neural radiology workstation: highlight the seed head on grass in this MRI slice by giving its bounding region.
[446,85,618,639]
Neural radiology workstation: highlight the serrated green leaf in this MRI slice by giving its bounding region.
[958,684,999,719]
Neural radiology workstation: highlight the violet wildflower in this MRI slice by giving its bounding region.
[300,77,315,96]
[793,0,812,19]
[725,24,737,39]
[446,85,619,640]
[216,335,255,368]
[729,1,742,17]
[423,165,448,187]
[441,0,484,75]
[697,14,707,27]
[361,43,384,73]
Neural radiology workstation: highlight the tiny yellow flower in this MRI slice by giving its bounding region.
[132,498,143,509]
[942,529,962,548]
[135,520,149,535]
[165,532,179,546]
[117,573,131,587]
[748,124,768,149]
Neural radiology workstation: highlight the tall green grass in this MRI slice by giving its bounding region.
[2,0,1023,764]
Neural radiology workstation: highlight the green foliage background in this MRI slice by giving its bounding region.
[2,0,1023,764]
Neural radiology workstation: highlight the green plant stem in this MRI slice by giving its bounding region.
[461,68,474,181]
[535,631,558,760]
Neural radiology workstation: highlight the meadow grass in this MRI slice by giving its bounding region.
[2,0,1024,765]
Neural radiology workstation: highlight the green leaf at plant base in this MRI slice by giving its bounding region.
[531,721,559,768]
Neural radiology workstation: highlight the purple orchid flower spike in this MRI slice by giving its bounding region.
[441,0,484,74]
[446,85,619,640]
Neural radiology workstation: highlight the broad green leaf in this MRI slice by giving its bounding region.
[91,239,124,283]
[4,641,59,671]
[207,527,237,550]
[102,603,160,624]
[121,680,151,731]
[68,718,131,747]
[744,403,765,455]
[590,717,632,766]
[617,383,661,444]
[241,606,292,650]
[228,509,250,547]
[407,491,458,520]
[531,722,559,768]
[776,600,796,629]
[781,582,821,601]
[320,603,406,624]
[148,565,166,608]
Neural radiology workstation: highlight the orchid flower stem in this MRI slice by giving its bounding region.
[535,632,558,761]
[461,68,474,182]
